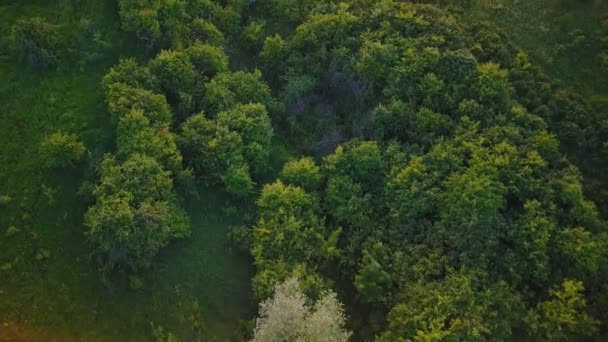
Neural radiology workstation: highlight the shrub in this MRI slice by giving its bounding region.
[11,17,61,70]
[39,131,86,168]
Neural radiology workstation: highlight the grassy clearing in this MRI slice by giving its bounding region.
[458,0,607,100]
[0,1,254,340]
[0,183,254,340]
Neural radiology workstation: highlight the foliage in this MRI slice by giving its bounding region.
[116,109,183,173]
[149,49,198,114]
[185,42,229,78]
[202,70,274,114]
[260,34,286,78]
[279,157,321,191]
[39,131,86,168]
[216,103,274,177]
[251,278,351,342]
[189,18,225,46]
[3,0,608,340]
[87,39,191,277]
[179,99,273,198]
[532,279,598,339]
[85,154,189,271]
[102,58,160,93]
[246,2,608,340]
[106,82,172,124]
[241,20,265,50]
[10,17,61,70]
[118,0,162,48]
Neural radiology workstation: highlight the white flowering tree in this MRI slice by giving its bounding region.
[252,278,351,342]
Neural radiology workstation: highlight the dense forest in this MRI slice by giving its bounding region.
[1,0,608,340]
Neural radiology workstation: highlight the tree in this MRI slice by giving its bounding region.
[93,154,173,204]
[102,58,160,93]
[116,109,182,173]
[185,42,229,78]
[354,251,392,304]
[149,49,198,113]
[216,103,274,177]
[251,278,351,342]
[156,0,189,48]
[85,154,190,273]
[39,131,86,168]
[557,228,606,281]
[324,174,374,229]
[533,279,598,339]
[279,157,321,191]
[202,70,274,114]
[223,164,255,198]
[253,181,325,263]
[379,272,522,341]
[260,34,286,77]
[118,0,161,48]
[371,100,413,141]
[85,193,189,273]
[252,277,307,342]
[241,20,266,50]
[356,38,399,92]
[476,62,510,112]
[189,18,225,46]
[106,83,172,125]
[179,113,245,185]
[323,140,384,190]
[243,2,608,340]
[282,74,316,114]
[252,261,328,302]
[11,17,61,70]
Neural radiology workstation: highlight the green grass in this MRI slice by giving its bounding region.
[0,183,254,340]
[0,1,254,340]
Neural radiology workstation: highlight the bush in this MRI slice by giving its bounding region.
[223,164,255,198]
[11,17,61,70]
[0,195,12,207]
[39,131,86,168]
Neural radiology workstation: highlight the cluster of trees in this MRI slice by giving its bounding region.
[86,56,194,278]
[246,1,608,340]
[86,0,280,280]
[112,0,278,198]
[90,0,608,339]
[117,0,249,50]
[179,100,273,198]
